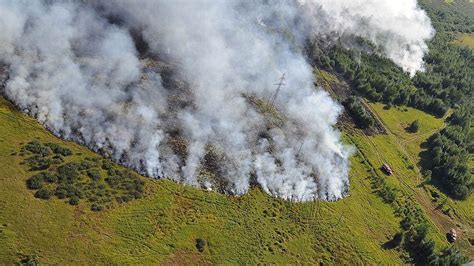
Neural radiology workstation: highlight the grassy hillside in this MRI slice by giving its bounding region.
[367,103,473,257]
[0,95,403,264]
[1,67,472,263]
[318,70,473,259]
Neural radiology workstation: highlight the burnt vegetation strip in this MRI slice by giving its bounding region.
[313,69,385,135]
[20,140,144,212]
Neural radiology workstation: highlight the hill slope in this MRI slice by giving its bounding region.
[1,1,473,263]
[0,93,401,264]
[1,71,472,264]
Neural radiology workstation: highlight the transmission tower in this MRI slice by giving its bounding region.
[269,73,286,107]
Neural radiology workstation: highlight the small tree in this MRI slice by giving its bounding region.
[54,186,68,199]
[91,203,104,212]
[20,254,39,266]
[196,238,206,252]
[408,120,420,133]
[438,247,469,265]
[34,188,52,200]
[42,172,58,183]
[26,175,44,190]
[69,196,80,205]
[87,169,101,181]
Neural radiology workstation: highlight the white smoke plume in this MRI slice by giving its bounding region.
[300,0,435,76]
[0,0,433,201]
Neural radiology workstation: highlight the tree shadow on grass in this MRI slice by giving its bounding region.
[382,232,402,250]
[418,140,434,172]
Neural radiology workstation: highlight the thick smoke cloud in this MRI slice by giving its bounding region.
[300,0,434,76]
[0,0,433,201]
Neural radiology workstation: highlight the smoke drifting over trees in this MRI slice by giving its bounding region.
[301,0,434,76]
[0,0,433,201]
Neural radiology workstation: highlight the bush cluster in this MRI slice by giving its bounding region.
[21,141,145,212]
[21,140,71,171]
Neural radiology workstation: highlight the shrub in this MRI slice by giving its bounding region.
[24,140,50,157]
[101,161,113,170]
[69,196,80,205]
[87,169,101,181]
[42,172,58,183]
[131,191,142,199]
[97,189,106,197]
[196,238,206,252]
[51,155,64,164]
[85,157,101,163]
[79,160,95,171]
[57,162,79,182]
[91,203,104,212]
[135,180,145,192]
[116,195,132,203]
[26,155,51,170]
[26,175,44,190]
[54,186,68,199]
[65,185,84,198]
[19,254,39,266]
[105,176,120,187]
[45,143,72,156]
[34,188,53,200]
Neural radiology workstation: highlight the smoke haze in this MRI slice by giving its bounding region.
[300,0,434,76]
[0,0,433,201]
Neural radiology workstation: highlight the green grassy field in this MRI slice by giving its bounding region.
[369,103,446,161]
[368,102,473,258]
[1,88,472,264]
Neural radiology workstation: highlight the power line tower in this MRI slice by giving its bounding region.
[269,73,286,107]
[296,139,304,157]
